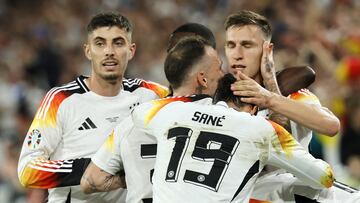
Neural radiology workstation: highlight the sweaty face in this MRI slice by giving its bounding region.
[85,26,135,82]
[202,46,224,96]
[225,25,265,82]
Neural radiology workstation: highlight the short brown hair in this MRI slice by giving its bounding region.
[87,12,133,34]
[164,36,211,90]
[225,10,272,40]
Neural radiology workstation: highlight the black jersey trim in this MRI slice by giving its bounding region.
[333,180,359,193]
[123,78,143,92]
[231,160,260,201]
[65,188,71,203]
[77,75,90,92]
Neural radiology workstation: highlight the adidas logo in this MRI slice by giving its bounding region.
[78,117,97,130]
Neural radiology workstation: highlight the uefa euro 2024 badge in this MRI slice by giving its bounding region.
[27,129,42,149]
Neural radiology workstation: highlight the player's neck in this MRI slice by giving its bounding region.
[172,86,196,97]
[86,75,123,97]
[227,102,243,112]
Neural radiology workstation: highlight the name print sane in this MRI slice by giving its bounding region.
[191,111,225,127]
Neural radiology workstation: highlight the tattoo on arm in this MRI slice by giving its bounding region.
[103,169,126,189]
[82,175,100,193]
[265,56,273,73]
[82,170,125,193]
[103,173,118,191]
[263,56,279,93]
[264,56,290,129]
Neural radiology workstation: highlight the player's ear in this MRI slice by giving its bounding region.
[249,105,258,115]
[197,71,207,88]
[128,43,136,60]
[84,43,91,60]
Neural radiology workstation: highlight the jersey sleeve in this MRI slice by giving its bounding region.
[289,89,321,106]
[138,79,169,99]
[123,78,169,101]
[91,116,134,175]
[288,88,322,146]
[17,88,90,188]
[131,100,161,134]
[264,120,334,189]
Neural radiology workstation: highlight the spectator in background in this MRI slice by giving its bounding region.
[340,95,360,185]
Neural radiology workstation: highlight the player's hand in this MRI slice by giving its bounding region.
[231,71,274,108]
[260,41,276,85]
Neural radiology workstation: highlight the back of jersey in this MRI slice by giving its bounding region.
[133,100,274,203]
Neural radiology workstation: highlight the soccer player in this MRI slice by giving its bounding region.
[168,23,316,97]
[225,10,339,138]
[17,12,168,203]
[129,73,334,203]
[80,23,320,202]
[223,10,347,202]
[81,36,224,202]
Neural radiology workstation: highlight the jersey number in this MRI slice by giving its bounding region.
[165,127,239,191]
[140,144,157,203]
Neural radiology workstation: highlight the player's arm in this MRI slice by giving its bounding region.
[268,89,339,136]
[257,41,289,129]
[80,162,125,194]
[259,43,316,130]
[18,89,91,188]
[232,72,340,136]
[80,119,131,193]
[264,121,334,189]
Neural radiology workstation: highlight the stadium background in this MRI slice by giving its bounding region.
[0,0,359,202]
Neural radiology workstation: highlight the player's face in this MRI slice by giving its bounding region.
[203,47,224,96]
[225,25,264,82]
[84,26,135,82]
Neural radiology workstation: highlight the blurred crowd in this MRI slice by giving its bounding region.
[0,0,359,202]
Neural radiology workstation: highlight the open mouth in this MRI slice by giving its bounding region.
[102,60,119,69]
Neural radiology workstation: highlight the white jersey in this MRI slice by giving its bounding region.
[251,175,360,203]
[131,97,334,203]
[92,95,213,203]
[251,89,358,202]
[17,76,168,203]
[288,89,322,148]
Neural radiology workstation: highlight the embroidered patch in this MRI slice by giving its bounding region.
[27,129,42,149]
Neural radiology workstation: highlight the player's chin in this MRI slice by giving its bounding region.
[101,72,122,81]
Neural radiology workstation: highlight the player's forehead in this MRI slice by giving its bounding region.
[88,26,131,42]
[225,25,265,43]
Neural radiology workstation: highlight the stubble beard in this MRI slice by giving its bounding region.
[102,73,120,80]
[93,62,125,84]
[101,73,122,84]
